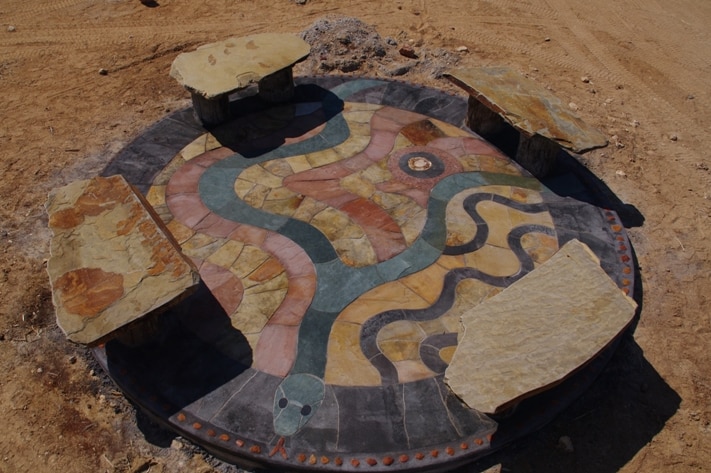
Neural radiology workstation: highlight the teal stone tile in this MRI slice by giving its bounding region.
[291,308,340,377]
[331,79,383,101]
[277,219,338,264]
[311,262,383,313]
[480,171,542,190]
[392,238,443,279]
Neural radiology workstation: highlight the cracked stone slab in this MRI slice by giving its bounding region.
[46,175,200,345]
[445,239,636,414]
[170,33,310,99]
[445,67,608,153]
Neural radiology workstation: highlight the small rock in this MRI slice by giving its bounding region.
[68,355,77,364]
[386,37,397,46]
[544,37,551,42]
[669,133,678,142]
[98,68,108,76]
[399,45,418,59]
[687,94,695,100]
[295,0,307,4]
[7,25,16,32]
[631,120,640,127]
[581,76,590,83]
[456,45,468,52]
[89,369,96,377]
[615,170,627,178]
[568,102,579,111]
[170,439,183,450]
[558,435,574,452]
[36,367,43,374]
[605,98,614,104]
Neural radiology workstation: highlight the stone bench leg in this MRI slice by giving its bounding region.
[191,92,230,127]
[258,67,295,103]
[516,133,559,178]
[466,96,507,135]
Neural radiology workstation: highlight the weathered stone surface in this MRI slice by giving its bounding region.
[170,33,310,99]
[445,239,636,414]
[445,67,608,153]
[46,175,200,345]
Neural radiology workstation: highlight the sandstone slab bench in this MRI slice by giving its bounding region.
[445,240,636,414]
[46,175,200,346]
[170,33,311,126]
[445,67,608,177]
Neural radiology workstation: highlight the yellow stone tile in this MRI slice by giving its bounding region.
[166,219,195,245]
[263,159,294,178]
[377,320,426,362]
[477,200,513,249]
[446,192,480,247]
[146,185,166,207]
[439,346,456,364]
[340,173,376,199]
[457,154,483,172]
[393,359,435,383]
[180,133,209,161]
[511,186,544,204]
[153,155,186,186]
[291,196,328,223]
[306,148,342,168]
[360,160,392,184]
[380,340,422,362]
[464,244,521,277]
[204,133,221,152]
[324,321,382,386]
[238,164,284,188]
[333,235,377,268]
[400,263,449,305]
[262,196,301,218]
[435,254,467,270]
[478,155,522,175]
[244,268,288,292]
[393,133,414,149]
[343,102,382,113]
[343,110,376,124]
[242,183,270,209]
[333,135,370,158]
[231,244,270,279]
[346,120,371,138]
[182,233,225,260]
[265,186,299,201]
[508,206,554,228]
[206,239,245,269]
[233,178,256,199]
[311,207,365,240]
[338,281,429,324]
[521,232,559,264]
[286,155,312,174]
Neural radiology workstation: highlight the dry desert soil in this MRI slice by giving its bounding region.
[1,1,710,472]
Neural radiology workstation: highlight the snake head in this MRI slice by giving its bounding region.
[273,373,325,437]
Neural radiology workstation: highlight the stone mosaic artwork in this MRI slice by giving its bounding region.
[92,77,635,471]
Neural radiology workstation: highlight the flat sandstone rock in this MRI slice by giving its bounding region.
[46,175,199,345]
[445,67,608,153]
[444,239,636,414]
[170,33,310,99]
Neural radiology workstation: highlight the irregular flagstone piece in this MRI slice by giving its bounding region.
[444,67,608,153]
[170,33,310,100]
[444,239,636,414]
[46,175,200,345]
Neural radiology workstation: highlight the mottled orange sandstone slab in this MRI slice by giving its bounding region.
[46,175,200,345]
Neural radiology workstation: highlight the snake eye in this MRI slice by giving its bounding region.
[300,404,312,416]
[278,397,288,409]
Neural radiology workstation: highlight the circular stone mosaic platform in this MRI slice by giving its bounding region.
[94,77,635,472]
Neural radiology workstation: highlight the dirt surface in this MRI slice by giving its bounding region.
[1,1,710,472]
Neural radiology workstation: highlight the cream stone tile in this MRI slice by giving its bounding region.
[146,185,166,207]
[340,173,376,199]
[394,360,435,383]
[332,236,378,268]
[333,135,370,158]
[400,263,449,305]
[233,178,256,199]
[166,219,196,245]
[238,164,284,188]
[205,239,245,269]
[230,244,271,279]
[311,207,365,240]
[291,196,328,222]
[242,183,270,209]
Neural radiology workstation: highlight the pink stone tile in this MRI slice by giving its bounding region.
[262,234,315,278]
[428,137,467,156]
[375,106,425,127]
[166,162,203,195]
[462,137,506,157]
[191,146,235,168]
[228,224,268,246]
[166,193,211,229]
[285,162,350,182]
[341,152,375,172]
[361,226,407,262]
[192,212,240,238]
[253,324,299,377]
[363,131,397,161]
[211,276,244,316]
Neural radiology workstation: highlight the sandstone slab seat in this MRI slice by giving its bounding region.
[444,239,636,415]
[445,67,608,177]
[46,175,200,346]
[170,33,311,125]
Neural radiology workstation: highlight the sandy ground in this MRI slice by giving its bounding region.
[1,1,710,472]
